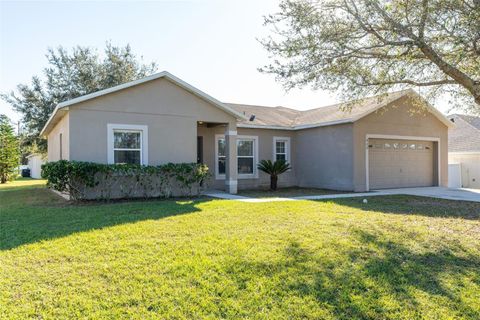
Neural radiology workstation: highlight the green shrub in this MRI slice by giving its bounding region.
[257,160,291,191]
[41,160,210,200]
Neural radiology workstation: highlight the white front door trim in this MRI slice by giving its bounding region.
[365,134,441,191]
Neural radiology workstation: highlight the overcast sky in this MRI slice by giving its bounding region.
[0,0,450,124]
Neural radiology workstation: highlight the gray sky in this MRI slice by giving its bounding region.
[0,0,450,124]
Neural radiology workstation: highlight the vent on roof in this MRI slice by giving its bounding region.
[450,118,455,123]
[249,115,256,122]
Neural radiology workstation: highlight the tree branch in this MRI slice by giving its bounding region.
[418,0,429,39]
[356,79,457,87]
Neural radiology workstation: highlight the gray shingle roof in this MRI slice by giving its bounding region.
[448,114,480,152]
[227,90,413,129]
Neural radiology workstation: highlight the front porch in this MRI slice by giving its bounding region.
[197,121,239,194]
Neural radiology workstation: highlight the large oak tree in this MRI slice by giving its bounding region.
[2,43,157,153]
[261,0,480,114]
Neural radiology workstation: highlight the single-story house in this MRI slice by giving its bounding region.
[26,154,45,179]
[448,114,480,189]
[40,71,452,194]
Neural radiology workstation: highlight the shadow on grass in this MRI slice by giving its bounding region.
[225,234,480,319]
[318,195,480,220]
[0,187,208,250]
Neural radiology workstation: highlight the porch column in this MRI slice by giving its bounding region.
[225,123,238,194]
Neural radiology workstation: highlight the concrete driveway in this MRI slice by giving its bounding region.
[376,187,480,202]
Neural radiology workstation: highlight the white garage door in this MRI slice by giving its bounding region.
[369,139,435,189]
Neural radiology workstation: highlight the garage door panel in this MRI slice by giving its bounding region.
[369,139,434,189]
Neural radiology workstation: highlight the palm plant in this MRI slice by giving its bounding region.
[257,160,291,191]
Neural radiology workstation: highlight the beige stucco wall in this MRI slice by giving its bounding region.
[65,78,236,165]
[47,79,449,193]
[47,112,69,161]
[237,128,297,189]
[295,123,355,191]
[448,153,480,188]
[198,125,297,190]
[353,96,449,191]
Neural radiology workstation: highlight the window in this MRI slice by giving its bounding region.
[113,130,141,164]
[59,133,63,160]
[276,141,286,160]
[217,138,226,175]
[215,135,258,179]
[273,137,290,162]
[108,124,148,165]
[237,139,254,174]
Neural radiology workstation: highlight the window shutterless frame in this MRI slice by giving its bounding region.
[215,134,259,179]
[237,138,255,175]
[107,124,148,165]
[59,133,63,160]
[273,137,291,163]
[113,130,142,165]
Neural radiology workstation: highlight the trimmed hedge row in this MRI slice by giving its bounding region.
[41,160,210,200]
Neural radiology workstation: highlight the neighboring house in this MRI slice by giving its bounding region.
[26,154,45,179]
[448,114,480,189]
[40,71,452,194]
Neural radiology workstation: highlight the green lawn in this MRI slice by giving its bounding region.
[1,179,479,319]
[238,187,346,198]
[0,176,47,191]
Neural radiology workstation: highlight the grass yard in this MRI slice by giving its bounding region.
[0,176,47,191]
[238,187,346,198]
[1,179,480,319]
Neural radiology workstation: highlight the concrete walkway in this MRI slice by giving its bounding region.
[376,187,480,202]
[203,187,480,203]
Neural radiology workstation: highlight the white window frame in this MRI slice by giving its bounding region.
[107,124,148,165]
[273,137,291,163]
[59,133,63,160]
[215,134,259,180]
[215,134,227,179]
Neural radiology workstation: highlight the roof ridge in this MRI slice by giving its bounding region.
[451,114,480,132]
[224,102,301,113]
[227,89,412,116]
[299,89,411,113]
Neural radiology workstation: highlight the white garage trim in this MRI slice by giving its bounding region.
[365,134,441,191]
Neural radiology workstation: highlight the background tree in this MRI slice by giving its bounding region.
[0,115,20,183]
[261,0,480,114]
[2,43,157,154]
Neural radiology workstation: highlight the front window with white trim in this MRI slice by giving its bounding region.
[237,139,254,174]
[108,124,148,165]
[273,137,290,162]
[113,130,142,164]
[217,138,226,175]
[215,135,258,179]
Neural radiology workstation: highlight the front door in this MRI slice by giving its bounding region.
[197,136,203,164]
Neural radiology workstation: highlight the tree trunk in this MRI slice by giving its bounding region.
[270,175,278,191]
